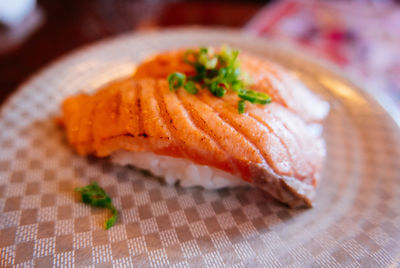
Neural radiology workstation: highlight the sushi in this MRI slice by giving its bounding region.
[60,46,329,208]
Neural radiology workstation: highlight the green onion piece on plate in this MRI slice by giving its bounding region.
[75,182,118,230]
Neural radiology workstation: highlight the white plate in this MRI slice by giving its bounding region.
[1,28,399,267]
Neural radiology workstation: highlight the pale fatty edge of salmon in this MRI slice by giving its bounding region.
[250,162,315,208]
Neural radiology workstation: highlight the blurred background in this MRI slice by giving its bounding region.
[1,0,400,108]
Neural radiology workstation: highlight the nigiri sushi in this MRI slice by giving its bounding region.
[60,47,329,208]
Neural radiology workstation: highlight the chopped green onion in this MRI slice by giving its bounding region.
[233,67,241,77]
[205,57,218,69]
[168,72,186,91]
[166,46,272,113]
[209,82,226,97]
[75,182,118,230]
[184,81,198,94]
[238,89,271,104]
[194,64,206,79]
[231,81,242,92]
[198,50,217,69]
[105,206,118,229]
[218,67,227,78]
[209,81,218,94]
[215,87,226,97]
[183,50,197,66]
[238,100,246,114]
[219,45,239,66]
[199,47,208,55]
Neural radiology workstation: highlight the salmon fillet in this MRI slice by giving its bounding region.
[60,49,328,208]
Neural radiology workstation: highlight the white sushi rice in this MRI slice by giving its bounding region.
[111,151,248,189]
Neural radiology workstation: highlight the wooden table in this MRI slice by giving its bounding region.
[0,0,265,105]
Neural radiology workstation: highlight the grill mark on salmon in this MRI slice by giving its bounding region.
[192,95,268,166]
[270,112,314,178]
[176,90,256,178]
[123,80,140,136]
[270,107,315,171]
[193,92,286,174]
[153,80,186,158]
[271,105,322,182]
[196,92,294,177]
[139,80,172,150]
[136,83,144,138]
[155,81,233,172]
[249,108,312,180]
[162,82,237,174]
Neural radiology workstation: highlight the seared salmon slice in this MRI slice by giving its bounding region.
[61,74,327,208]
[60,48,329,208]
